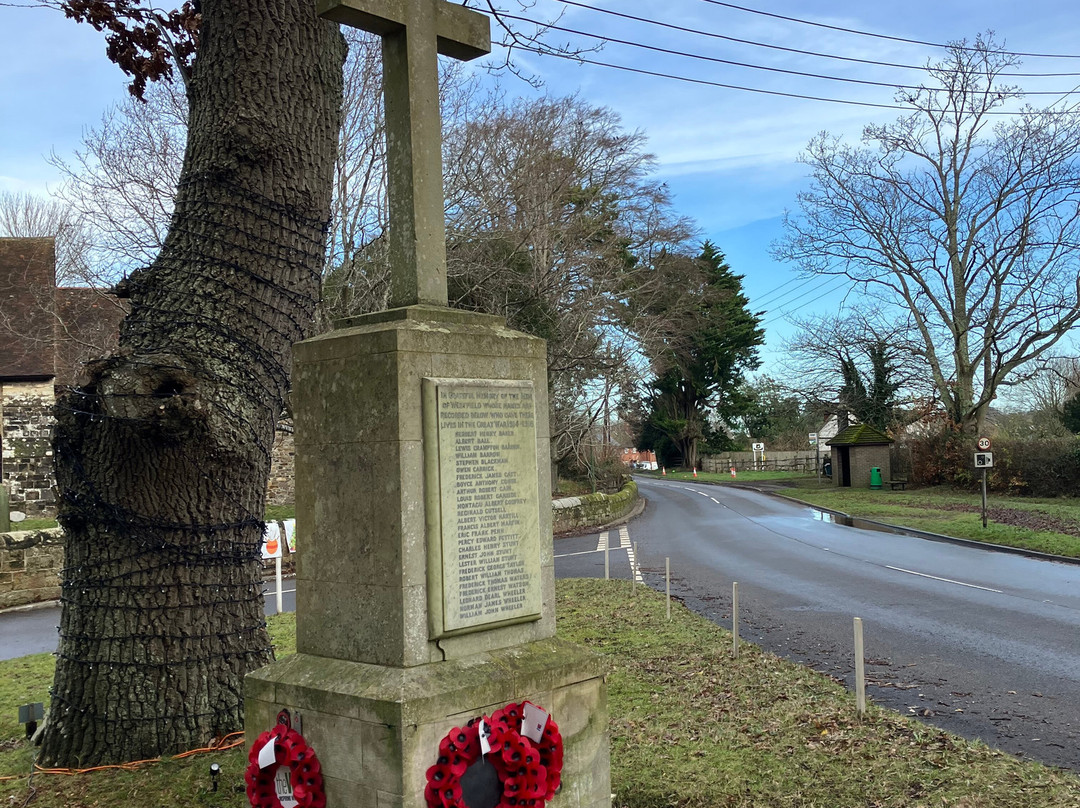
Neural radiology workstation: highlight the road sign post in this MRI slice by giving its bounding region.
[974,451,994,529]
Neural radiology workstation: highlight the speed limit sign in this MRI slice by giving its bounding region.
[977,436,991,451]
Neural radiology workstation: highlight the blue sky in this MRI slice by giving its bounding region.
[3,0,1080,372]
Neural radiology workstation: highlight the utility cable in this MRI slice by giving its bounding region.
[502,13,1080,95]
[695,0,1080,59]
[516,45,1080,115]
[551,0,1080,77]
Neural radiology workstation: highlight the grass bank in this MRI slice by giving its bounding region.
[3,583,1079,806]
[777,485,1080,558]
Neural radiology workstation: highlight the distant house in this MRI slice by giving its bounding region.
[620,448,658,470]
[0,238,125,516]
[0,238,299,519]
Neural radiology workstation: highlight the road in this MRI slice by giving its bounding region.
[554,477,1080,772]
[4,481,1078,771]
[0,580,297,661]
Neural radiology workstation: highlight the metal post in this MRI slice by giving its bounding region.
[731,581,739,659]
[854,617,866,716]
[632,542,637,594]
[275,556,283,615]
[981,469,988,529]
[604,542,609,580]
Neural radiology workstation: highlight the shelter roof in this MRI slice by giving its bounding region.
[825,423,894,447]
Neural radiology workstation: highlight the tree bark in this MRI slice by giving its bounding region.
[40,0,345,766]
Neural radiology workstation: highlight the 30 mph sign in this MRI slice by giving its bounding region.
[977,436,992,451]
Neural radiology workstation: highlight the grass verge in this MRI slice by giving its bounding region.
[777,485,1080,558]
[3,582,1079,806]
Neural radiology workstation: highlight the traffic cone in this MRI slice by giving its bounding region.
[730,466,736,478]
[693,468,698,478]
[662,466,666,476]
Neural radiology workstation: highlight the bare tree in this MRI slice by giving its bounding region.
[442,94,694,464]
[779,309,933,421]
[1007,355,1080,428]
[774,34,1080,435]
[48,80,187,281]
[0,191,95,284]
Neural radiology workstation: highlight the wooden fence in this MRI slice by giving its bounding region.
[701,450,822,474]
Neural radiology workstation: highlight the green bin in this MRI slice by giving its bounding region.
[870,467,883,490]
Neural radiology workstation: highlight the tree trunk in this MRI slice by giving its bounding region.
[40,0,345,766]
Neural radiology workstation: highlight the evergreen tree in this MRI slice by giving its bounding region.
[1063,392,1080,434]
[636,242,763,468]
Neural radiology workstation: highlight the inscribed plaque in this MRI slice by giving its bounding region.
[424,378,541,635]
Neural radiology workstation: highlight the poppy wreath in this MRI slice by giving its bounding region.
[245,722,326,808]
[425,701,564,808]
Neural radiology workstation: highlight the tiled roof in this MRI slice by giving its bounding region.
[0,238,56,379]
[825,423,894,446]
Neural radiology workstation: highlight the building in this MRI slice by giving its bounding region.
[0,238,125,516]
[824,423,894,488]
[620,447,658,470]
[1,237,299,518]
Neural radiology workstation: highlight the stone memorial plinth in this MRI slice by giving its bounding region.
[245,306,610,807]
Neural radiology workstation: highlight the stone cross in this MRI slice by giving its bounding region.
[318,0,491,308]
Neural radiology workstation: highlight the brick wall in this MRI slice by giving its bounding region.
[0,528,63,608]
[0,382,56,516]
[833,444,891,488]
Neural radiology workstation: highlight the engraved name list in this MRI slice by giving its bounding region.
[431,379,541,633]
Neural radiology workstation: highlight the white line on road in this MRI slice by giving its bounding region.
[621,525,643,583]
[555,549,608,558]
[596,531,609,552]
[884,566,1003,593]
[262,588,297,596]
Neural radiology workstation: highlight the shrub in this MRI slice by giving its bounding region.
[903,429,1080,496]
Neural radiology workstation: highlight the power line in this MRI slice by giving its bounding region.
[504,13,1080,96]
[695,0,1080,59]
[517,47,1080,115]
[755,275,835,309]
[760,278,854,327]
[516,47,910,110]
[551,1,1080,78]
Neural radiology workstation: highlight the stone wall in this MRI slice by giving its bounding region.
[267,422,295,505]
[552,480,638,534]
[0,381,56,517]
[0,527,63,609]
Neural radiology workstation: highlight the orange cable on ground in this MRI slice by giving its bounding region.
[32,731,247,775]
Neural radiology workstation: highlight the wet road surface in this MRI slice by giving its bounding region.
[555,476,1080,772]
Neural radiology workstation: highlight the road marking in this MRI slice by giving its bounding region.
[885,566,1003,593]
[596,531,609,552]
[555,549,608,558]
[709,497,721,504]
[262,588,297,596]
[620,526,643,582]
